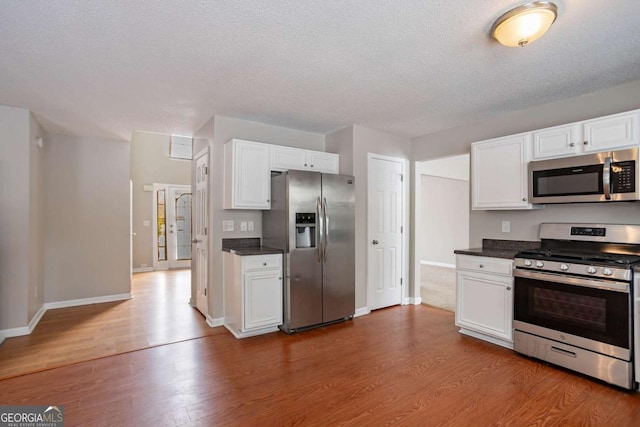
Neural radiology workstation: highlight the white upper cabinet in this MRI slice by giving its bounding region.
[532,123,582,160]
[472,133,535,210]
[582,111,640,153]
[532,110,640,160]
[270,145,308,171]
[224,139,271,210]
[225,139,340,210]
[271,145,339,174]
[306,151,339,174]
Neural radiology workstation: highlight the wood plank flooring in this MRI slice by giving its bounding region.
[0,270,223,380]
[1,304,638,426]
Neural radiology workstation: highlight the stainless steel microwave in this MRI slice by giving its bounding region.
[529,147,639,204]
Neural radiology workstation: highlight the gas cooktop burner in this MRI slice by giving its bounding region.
[516,248,640,267]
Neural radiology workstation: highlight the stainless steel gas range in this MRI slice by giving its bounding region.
[513,223,640,389]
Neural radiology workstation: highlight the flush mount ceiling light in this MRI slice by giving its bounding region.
[491,2,558,47]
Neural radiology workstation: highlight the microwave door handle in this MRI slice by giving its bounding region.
[603,156,612,200]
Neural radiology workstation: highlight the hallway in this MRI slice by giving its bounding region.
[0,270,221,380]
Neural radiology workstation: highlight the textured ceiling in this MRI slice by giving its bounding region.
[1,1,640,141]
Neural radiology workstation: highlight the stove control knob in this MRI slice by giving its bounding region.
[603,268,613,276]
[559,263,569,271]
[524,260,532,267]
[536,261,544,268]
[587,266,597,274]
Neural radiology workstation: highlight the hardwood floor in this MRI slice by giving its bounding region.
[0,270,223,380]
[1,304,638,426]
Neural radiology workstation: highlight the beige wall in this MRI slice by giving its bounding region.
[411,79,640,250]
[325,125,354,175]
[194,115,326,320]
[28,114,45,321]
[0,105,31,330]
[326,125,412,309]
[412,80,640,162]
[43,133,131,302]
[420,175,469,265]
[130,131,191,269]
[0,106,45,333]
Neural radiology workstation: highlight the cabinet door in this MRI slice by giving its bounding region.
[472,134,532,209]
[243,271,283,330]
[455,271,513,342]
[582,111,639,153]
[233,141,271,209]
[307,151,339,174]
[271,145,307,171]
[532,124,581,160]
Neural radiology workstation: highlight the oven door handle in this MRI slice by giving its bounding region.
[514,269,629,293]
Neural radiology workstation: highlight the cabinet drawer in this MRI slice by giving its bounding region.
[243,255,282,272]
[456,255,513,276]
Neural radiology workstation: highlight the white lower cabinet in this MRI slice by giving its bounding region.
[224,252,283,338]
[455,255,514,348]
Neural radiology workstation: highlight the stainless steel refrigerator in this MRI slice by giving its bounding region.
[263,170,355,333]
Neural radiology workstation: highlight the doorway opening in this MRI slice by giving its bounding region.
[415,154,469,311]
[152,183,192,271]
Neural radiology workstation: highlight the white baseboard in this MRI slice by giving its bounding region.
[29,304,47,332]
[354,307,370,317]
[406,297,422,305]
[132,267,153,273]
[206,315,224,328]
[1,303,47,339]
[46,293,132,310]
[420,260,456,269]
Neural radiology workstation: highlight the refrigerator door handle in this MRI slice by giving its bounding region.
[317,196,323,263]
[323,197,329,262]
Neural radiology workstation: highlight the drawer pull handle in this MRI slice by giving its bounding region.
[262,262,267,266]
[551,346,577,358]
[506,287,512,291]
[479,264,484,268]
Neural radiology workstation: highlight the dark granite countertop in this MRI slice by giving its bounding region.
[454,239,540,260]
[222,237,283,256]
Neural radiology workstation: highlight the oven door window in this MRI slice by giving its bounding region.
[514,276,629,349]
[532,164,603,198]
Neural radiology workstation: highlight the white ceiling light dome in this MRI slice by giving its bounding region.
[491,2,558,47]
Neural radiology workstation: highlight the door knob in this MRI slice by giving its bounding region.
[372,240,379,245]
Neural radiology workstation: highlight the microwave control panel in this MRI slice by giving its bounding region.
[611,161,635,193]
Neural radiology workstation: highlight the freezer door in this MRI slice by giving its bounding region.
[287,170,323,330]
[321,174,356,322]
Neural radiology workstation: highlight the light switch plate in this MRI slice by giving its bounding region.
[240,221,247,231]
[143,220,151,227]
[248,221,254,231]
[501,221,511,233]
[223,220,234,232]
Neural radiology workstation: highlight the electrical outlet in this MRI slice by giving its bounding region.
[248,221,254,231]
[223,220,234,232]
[143,220,151,226]
[501,221,511,233]
[141,263,147,268]
[240,221,247,231]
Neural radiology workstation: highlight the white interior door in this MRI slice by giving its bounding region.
[368,155,405,310]
[194,149,209,316]
[167,186,192,269]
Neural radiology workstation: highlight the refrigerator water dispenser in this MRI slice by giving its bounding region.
[295,213,316,248]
